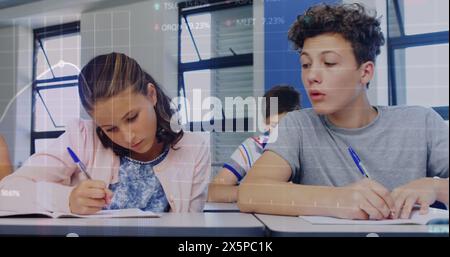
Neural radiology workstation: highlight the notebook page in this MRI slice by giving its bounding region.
[300,208,449,225]
[56,208,161,218]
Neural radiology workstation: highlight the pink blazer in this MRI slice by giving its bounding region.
[0,119,211,213]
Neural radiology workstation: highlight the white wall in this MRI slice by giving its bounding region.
[14,26,33,169]
[0,25,33,169]
[80,0,179,115]
[0,0,145,29]
[343,0,389,106]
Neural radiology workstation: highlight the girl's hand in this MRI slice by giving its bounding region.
[391,178,438,219]
[334,178,396,220]
[69,180,113,215]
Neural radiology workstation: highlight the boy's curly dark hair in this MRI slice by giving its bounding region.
[288,3,385,66]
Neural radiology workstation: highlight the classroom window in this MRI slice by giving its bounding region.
[34,86,80,132]
[31,22,81,154]
[395,44,449,107]
[182,66,254,122]
[178,1,254,123]
[180,13,212,63]
[387,0,449,120]
[178,0,254,174]
[402,0,449,36]
[34,138,59,154]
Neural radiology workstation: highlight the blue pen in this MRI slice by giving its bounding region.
[67,147,92,179]
[348,147,370,179]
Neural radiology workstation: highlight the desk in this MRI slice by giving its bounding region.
[0,213,265,237]
[203,203,240,212]
[255,214,449,237]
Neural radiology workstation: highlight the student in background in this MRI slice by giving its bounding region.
[208,85,301,203]
[238,3,448,220]
[0,135,12,181]
[0,53,210,214]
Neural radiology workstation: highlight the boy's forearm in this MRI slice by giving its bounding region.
[207,184,238,203]
[436,178,449,205]
[238,178,341,216]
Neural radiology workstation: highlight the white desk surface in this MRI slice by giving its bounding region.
[255,214,449,237]
[203,202,240,212]
[0,213,265,237]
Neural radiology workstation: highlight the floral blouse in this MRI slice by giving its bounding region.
[104,147,170,212]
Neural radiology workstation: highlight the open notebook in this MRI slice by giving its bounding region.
[0,208,161,218]
[300,208,449,225]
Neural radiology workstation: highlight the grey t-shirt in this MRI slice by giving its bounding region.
[266,106,449,190]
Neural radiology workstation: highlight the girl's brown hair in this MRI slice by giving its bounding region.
[78,52,183,156]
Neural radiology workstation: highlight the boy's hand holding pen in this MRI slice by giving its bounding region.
[67,147,113,215]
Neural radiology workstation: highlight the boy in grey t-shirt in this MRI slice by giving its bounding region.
[268,106,448,191]
[238,3,449,220]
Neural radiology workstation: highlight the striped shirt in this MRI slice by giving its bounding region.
[223,132,270,182]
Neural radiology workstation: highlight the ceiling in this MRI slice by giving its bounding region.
[0,0,146,29]
[0,0,43,9]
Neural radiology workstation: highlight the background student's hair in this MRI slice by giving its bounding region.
[78,52,183,156]
[288,3,384,87]
[263,84,301,119]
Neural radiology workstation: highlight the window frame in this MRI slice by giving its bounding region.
[177,0,254,132]
[31,21,81,154]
